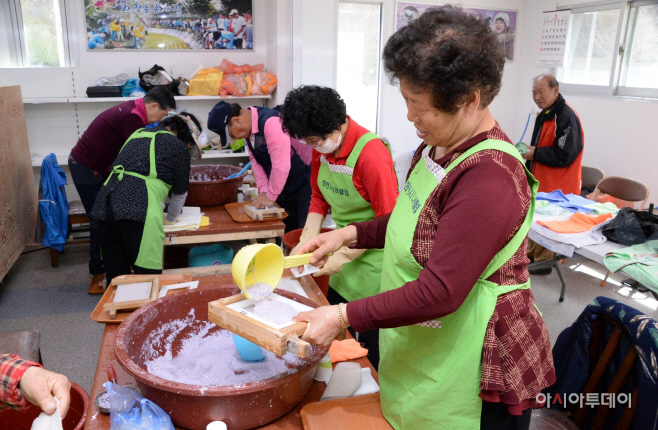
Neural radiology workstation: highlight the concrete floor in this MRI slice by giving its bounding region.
[1,243,657,395]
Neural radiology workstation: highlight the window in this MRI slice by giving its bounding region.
[336,2,382,133]
[618,2,658,93]
[1,0,70,67]
[555,0,658,99]
[558,8,621,86]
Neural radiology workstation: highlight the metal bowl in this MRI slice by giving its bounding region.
[94,386,141,414]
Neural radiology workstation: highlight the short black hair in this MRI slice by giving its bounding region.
[383,5,505,113]
[280,86,347,139]
[102,32,108,37]
[161,112,201,147]
[227,103,242,122]
[144,87,176,111]
[534,74,559,89]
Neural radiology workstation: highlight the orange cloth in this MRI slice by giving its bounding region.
[537,212,612,234]
[587,192,635,209]
[328,339,368,362]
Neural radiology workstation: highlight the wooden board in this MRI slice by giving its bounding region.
[208,293,312,358]
[225,201,289,223]
[300,394,393,430]
[90,274,193,324]
[243,203,287,221]
[0,86,37,280]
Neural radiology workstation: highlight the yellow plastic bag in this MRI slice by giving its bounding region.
[188,69,224,96]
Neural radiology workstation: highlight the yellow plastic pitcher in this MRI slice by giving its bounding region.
[232,243,313,300]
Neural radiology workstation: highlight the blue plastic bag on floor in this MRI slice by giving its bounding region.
[104,382,174,430]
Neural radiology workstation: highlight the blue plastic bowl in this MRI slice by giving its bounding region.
[232,334,265,362]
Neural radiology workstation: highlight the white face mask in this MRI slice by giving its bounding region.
[314,132,342,154]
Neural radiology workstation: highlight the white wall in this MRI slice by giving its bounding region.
[515,0,658,205]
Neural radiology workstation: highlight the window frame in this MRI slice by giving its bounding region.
[615,0,658,98]
[1,0,75,68]
[553,0,658,99]
[336,0,384,133]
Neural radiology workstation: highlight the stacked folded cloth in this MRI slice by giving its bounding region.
[529,191,620,256]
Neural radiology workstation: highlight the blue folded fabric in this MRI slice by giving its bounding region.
[536,190,594,213]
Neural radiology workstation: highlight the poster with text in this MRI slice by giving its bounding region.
[537,10,570,68]
[395,2,518,61]
[84,0,254,50]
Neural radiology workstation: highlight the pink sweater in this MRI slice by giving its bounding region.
[246,107,300,201]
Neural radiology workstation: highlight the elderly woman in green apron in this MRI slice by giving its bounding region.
[280,85,399,369]
[91,113,202,284]
[294,7,556,430]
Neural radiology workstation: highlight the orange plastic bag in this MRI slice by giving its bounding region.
[250,71,278,95]
[215,59,264,74]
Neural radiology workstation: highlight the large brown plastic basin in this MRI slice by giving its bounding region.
[186,165,245,207]
[114,287,329,430]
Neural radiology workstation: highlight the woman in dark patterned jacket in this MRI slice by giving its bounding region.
[92,113,200,284]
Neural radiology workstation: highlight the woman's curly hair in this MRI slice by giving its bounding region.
[280,86,347,139]
[383,5,505,113]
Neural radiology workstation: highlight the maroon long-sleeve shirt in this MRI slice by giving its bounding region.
[346,124,555,414]
[70,99,146,177]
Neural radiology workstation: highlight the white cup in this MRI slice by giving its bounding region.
[314,353,332,382]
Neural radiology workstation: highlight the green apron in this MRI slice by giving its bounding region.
[378,139,538,429]
[103,129,173,270]
[317,132,392,302]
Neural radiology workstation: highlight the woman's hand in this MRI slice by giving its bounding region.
[294,305,345,347]
[252,192,275,209]
[296,226,358,267]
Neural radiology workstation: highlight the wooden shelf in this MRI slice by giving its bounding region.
[22,95,272,104]
[31,153,69,167]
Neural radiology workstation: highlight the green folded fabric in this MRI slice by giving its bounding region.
[604,240,658,292]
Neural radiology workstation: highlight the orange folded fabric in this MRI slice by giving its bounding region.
[537,212,612,234]
[328,339,368,362]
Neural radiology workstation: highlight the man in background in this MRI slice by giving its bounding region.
[229,9,246,49]
[523,74,584,271]
[68,88,175,278]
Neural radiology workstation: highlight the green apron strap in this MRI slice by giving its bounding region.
[445,140,538,280]
[346,132,378,168]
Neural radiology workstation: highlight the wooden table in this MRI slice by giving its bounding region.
[84,270,377,430]
[164,205,286,246]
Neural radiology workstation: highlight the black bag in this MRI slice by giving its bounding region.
[139,64,180,95]
[601,206,658,246]
[86,86,122,98]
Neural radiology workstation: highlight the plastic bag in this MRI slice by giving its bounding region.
[188,68,223,96]
[104,382,174,430]
[121,79,144,97]
[250,71,277,95]
[215,59,263,74]
[601,206,658,245]
[96,73,130,87]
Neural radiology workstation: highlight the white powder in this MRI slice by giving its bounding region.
[142,310,302,387]
[253,300,299,325]
[245,282,273,301]
[97,392,110,409]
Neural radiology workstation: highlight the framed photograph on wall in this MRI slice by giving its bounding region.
[84,1,254,51]
[395,2,518,61]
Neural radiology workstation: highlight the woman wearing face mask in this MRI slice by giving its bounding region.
[207,101,312,232]
[280,86,399,369]
[91,113,200,285]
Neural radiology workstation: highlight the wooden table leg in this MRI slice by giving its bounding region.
[50,248,59,268]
